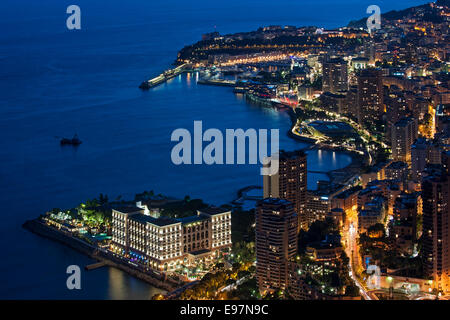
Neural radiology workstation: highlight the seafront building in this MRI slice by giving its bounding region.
[111,206,232,271]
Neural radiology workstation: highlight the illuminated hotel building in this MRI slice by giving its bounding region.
[111,207,144,249]
[263,150,307,230]
[256,198,298,294]
[111,207,231,271]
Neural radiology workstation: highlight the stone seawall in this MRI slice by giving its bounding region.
[23,219,95,256]
[23,219,180,293]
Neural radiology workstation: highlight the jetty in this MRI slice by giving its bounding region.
[22,219,182,292]
[85,261,106,271]
[232,185,262,205]
[139,63,191,90]
[196,78,236,87]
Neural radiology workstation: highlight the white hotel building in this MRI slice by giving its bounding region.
[111,206,232,271]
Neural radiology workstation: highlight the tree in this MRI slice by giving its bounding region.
[419,112,433,138]
[367,223,385,238]
[98,193,108,205]
[345,284,360,297]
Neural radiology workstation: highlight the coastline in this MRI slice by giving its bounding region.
[285,106,365,186]
[23,219,179,293]
[21,78,363,297]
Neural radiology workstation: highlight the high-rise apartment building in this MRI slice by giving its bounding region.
[422,165,450,293]
[411,138,442,181]
[322,57,348,94]
[256,198,298,294]
[392,192,421,255]
[357,68,383,125]
[391,117,418,165]
[263,150,307,230]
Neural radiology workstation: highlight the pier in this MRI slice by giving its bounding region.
[139,63,191,90]
[232,185,262,205]
[196,78,236,87]
[23,219,181,292]
[85,261,106,271]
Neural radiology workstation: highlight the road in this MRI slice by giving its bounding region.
[347,222,374,300]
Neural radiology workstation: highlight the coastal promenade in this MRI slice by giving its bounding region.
[23,219,182,292]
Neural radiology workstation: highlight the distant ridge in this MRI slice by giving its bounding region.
[437,0,450,6]
[347,1,448,29]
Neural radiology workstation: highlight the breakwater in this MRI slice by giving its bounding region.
[23,219,181,292]
[139,63,191,90]
[197,78,236,87]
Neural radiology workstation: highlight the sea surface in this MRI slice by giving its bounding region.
[0,0,428,299]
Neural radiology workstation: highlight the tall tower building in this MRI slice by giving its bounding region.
[322,57,348,94]
[392,192,421,255]
[256,198,298,294]
[357,68,383,125]
[263,150,307,230]
[411,138,442,182]
[422,165,450,293]
[391,117,418,165]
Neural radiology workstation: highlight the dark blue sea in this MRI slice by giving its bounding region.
[0,0,427,299]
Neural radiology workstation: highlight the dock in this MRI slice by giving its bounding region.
[85,261,106,271]
[139,63,191,90]
[197,78,236,87]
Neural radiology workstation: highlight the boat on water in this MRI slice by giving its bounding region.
[60,134,82,146]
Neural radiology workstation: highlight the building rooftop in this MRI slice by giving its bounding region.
[278,149,307,160]
[198,207,230,216]
[335,186,362,199]
[113,207,144,214]
[386,161,408,170]
[359,185,382,196]
[394,117,415,127]
[178,215,207,224]
[129,214,180,227]
[260,198,293,206]
[395,192,419,209]
[358,209,382,217]
[352,57,369,62]
[411,137,434,149]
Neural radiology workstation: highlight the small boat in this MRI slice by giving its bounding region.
[60,134,82,146]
